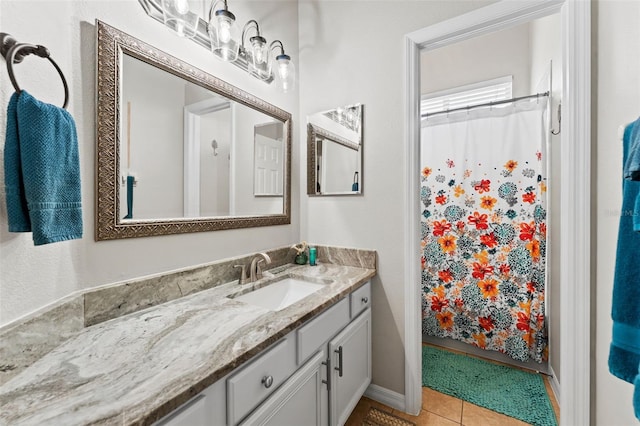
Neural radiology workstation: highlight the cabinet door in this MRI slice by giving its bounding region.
[154,378,226,426]
[155,394,208,426]
[329,309,371,426]
[240,350,328,426]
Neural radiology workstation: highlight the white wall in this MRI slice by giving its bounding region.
[0,0,300,326]
[421,23,531,97]
[595,0,640,424]
[299,0,497,395]
[321,141,358,193]
[123,54,185,219]
[199,109,231,216]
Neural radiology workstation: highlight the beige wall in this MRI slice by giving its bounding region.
[421,23,531,97]
[0,0,300,326]
[595,0,640,424]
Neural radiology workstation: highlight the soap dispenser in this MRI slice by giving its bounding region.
[309,247,317,266]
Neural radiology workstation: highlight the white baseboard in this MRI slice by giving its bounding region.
[364,384,406,412]
[548,365,560,406]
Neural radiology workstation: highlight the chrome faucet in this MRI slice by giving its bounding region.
[249,252,272,282]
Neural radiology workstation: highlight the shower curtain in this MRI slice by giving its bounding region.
[420,98,549,363]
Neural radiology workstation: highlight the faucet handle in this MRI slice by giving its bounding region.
[234,264,249,284]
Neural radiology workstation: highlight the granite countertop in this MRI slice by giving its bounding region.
[0,263,375,426]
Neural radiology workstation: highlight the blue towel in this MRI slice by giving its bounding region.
[610,117,640,420]
[624,118,640,180]
[4,92,29,231]
[123,175,134,219]
[3,90,82,245]
[636,371,640,420]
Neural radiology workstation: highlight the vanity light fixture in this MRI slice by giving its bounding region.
[269,40,296,93]
[140,0,296,92]
[241,20,269,80]
[324,105,361,133]
[207,0,240,62]
[160,0,199,38]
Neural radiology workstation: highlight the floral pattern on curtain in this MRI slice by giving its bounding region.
[421,118,548,363]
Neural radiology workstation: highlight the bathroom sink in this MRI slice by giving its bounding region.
[233,278,324,311]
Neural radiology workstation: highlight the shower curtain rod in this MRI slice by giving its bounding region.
[422,91,550,118]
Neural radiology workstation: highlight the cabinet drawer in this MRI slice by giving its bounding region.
[297,297,349,364]
[227,333,297,425]
[350,282,371,318]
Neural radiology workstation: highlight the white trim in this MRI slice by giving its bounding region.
[403,1,591,425]
[183,108,201,217]
[549,364,561,407]
[183,98,231,217]
[407,0,564,52]
[364,384,406,412]
[403,31,422,417]
[559,2,591,425]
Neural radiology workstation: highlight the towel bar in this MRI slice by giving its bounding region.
[0,33,69,109]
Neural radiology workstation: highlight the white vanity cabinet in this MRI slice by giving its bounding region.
[329,309,371,426]
[240,349,328,426]
[155,281,371,426]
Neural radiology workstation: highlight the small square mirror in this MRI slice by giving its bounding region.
[307,104,363,196]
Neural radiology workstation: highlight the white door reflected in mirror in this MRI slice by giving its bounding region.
[254,122,284,197]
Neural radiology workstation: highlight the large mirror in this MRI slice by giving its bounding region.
[307,104,363,196]
[96,20,291,240]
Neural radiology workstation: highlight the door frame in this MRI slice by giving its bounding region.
[402,1,591,424]
[183,97,230,217]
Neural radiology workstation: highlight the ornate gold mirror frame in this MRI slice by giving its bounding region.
[95,20,291,240]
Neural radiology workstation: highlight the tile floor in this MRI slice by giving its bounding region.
[345,353,560,426]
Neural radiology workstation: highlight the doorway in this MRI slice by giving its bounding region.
[420,14,560,374]
[403,1,591,425]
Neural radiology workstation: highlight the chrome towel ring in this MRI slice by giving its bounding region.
[0,33,69,109]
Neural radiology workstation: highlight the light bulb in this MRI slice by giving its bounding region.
[278,61,290,79]
[219,19,231,43]
[252,40,265,64]
[174,0,189,14]
[175,21,185,37]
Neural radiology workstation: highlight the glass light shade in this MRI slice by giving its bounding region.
[161,0,198,38]
[250,36,268,65]
[208,10,240,62]
[248,36,270,80]
[274,54,296,93]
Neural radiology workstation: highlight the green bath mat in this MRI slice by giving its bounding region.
[422,345,557,426]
